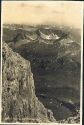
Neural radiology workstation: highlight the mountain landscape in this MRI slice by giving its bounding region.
[2,24,81,123]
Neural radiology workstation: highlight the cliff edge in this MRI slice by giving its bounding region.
[2,42,56,123]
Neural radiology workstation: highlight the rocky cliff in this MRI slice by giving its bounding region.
[2,42,56,123]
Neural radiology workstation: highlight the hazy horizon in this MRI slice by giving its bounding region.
[2,1,82,29]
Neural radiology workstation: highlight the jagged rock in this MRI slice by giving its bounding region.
[2,42,56,123]
[39,29,60,40]
[60,109,80,124]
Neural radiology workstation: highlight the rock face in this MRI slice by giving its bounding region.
[2,42,56,123]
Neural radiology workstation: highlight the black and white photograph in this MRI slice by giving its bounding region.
[1,1,83,124]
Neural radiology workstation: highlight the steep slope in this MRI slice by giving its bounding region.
[2,42,56,123]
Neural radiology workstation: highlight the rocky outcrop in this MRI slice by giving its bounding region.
[2,42,56,123]
[39,30,60,40]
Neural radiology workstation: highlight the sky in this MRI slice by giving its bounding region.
[2,1,83,29]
